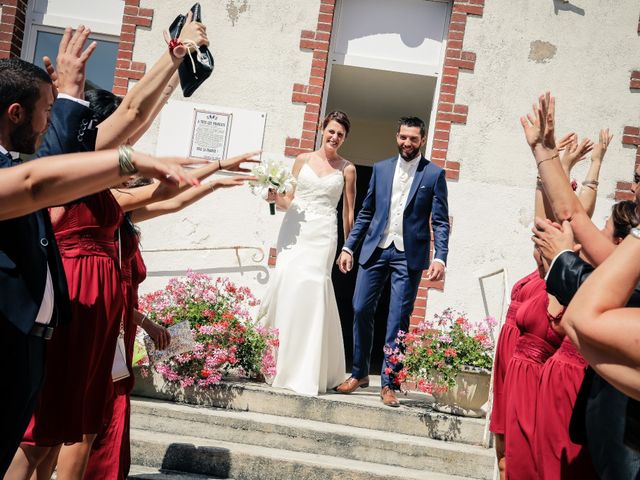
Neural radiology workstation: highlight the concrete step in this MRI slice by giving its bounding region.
[128,464,232,479]
[132,371,487,446]
[131,398,493,480]
[130,428,475,480]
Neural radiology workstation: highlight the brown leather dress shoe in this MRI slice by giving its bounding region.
[334,376,370,394]
[380,386,400,407]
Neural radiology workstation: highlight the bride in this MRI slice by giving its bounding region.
[258,111,356,395]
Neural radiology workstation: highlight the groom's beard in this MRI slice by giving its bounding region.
[398,144,420,161]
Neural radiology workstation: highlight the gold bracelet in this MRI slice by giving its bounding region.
[118,145,137,176]
[583,184,597,191]
[536,153,559,168]
[582,180,599,186]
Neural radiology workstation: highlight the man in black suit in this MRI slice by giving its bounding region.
[533,219,640,479]
[0,27,98,475]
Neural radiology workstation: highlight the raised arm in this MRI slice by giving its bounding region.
[521,93,615,265]
[130,176,251,222]
[113,151,260,212]
[128,72,180,146]
[342,162,357,240]
[0,150,199,220]
[95,13,208,150]
[577,129,611,218]
[563,233,640,400]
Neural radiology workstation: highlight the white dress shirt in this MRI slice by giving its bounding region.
[378,154,421,251]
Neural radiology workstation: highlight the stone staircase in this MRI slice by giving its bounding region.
[128,374,495,480]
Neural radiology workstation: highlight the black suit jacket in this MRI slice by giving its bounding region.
[0,98,97,334]
[546,251,640,457]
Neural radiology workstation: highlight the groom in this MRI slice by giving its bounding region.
[335,116,450,407]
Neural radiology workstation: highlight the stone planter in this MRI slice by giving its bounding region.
[431,366,490,418]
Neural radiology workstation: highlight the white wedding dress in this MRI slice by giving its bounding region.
[258,162,347,395]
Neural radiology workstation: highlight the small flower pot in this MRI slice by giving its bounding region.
[431,366,491,418]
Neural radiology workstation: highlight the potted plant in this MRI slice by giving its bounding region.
[137,271,278,389]
[390,308,496,417]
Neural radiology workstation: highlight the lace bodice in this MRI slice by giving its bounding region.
[290,163,344,216]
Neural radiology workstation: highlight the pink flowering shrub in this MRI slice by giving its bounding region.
[389,308,495,393]
[138,271,278,388]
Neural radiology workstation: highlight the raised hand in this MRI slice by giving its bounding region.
[48,26,97,99]
[591,128,613,164]
[520,91,557,152]
[179,10,209,48]
[561,137,594,174]
[208,175,256,190]
[220,150,261,172]
[557,132,576,151]
[131,152,201,187]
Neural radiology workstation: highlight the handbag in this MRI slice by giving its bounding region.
[144,320,196,364]
[111,228,131,382]
[168,3,214,97]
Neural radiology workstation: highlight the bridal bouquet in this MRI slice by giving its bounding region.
[249,160,296,215]
[138,271,279,388]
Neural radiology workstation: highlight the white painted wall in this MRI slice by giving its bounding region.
[134,0,320,298]
[132,0,639,328]
[426,0,640,322]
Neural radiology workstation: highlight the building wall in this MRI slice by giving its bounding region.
[133,0,322,299]
[426,0,640,322]
[122,1,639,325]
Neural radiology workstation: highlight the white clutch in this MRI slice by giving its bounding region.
[111,334,130,382]
[144,320,196,364]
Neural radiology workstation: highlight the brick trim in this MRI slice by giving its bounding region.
[429,0,485,181]
[284,0,336,158]
[616,125,640,201]
[112,0,154,95]
[409,216,453,326]
[0,0,29,59]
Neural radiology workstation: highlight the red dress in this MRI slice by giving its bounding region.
[490,270,545,435]
[503,288,562,480]
[85,229,147,480]
[23,192,124,445]
[535,336,597,479]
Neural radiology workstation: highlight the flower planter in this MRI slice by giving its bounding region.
[431,366,491,418]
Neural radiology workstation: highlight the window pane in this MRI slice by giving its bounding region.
[33,30,118,91]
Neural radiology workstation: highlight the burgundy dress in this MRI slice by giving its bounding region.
[535,336,597,479]
[503,288,562,480]
[85,230,147,480]
[490,270,545,435]
[23,192,124,445]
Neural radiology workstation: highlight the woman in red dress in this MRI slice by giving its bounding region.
[503,256,563,480]
[22,191,125,473]
[84,217,159,480]
[535,336,596,479]
[489,270,545,473]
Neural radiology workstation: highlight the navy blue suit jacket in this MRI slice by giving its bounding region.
[0,98,97,334]
[345,155,450,271]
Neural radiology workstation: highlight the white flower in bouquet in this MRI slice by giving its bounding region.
[249,160,296,214]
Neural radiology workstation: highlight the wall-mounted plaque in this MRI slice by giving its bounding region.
[189,110,233,161]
